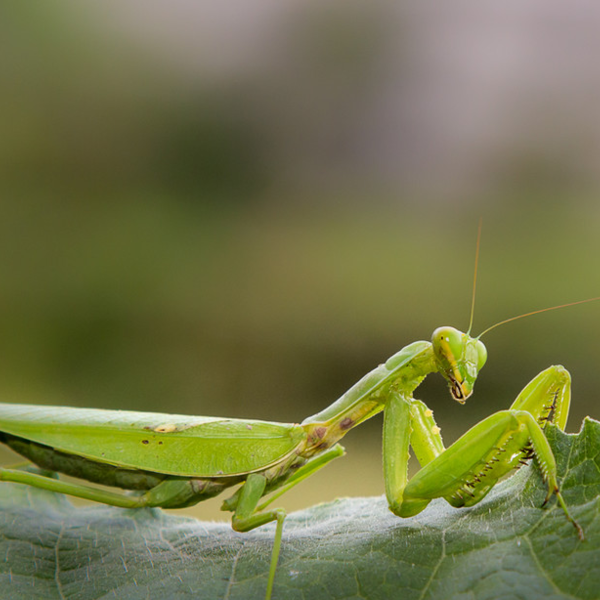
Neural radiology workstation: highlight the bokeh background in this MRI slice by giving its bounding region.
[1,1,600,520]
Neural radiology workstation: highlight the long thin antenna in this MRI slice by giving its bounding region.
[478,296,600,338]
[466,218,483,335]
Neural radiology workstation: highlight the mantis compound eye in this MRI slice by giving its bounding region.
[475,339,487,371]
[432,326,463,359]
[432,326,464,368]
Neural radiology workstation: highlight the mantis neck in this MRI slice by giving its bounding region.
[301,342,437,454]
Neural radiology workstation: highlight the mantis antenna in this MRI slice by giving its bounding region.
[466,220,600,338]
[477,296,600,339]
[466,218,483,335]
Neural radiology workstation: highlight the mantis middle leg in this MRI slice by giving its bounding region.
[225,444,345,600]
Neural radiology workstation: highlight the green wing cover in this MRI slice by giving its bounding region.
[0,404,306,477]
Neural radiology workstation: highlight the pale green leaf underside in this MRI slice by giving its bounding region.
[0,418,599,600]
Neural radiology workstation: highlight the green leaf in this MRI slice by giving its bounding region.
[0,418,599,600]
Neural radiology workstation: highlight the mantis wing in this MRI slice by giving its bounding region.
[0,403,306,477]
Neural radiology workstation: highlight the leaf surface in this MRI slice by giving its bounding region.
[0,419,599,600]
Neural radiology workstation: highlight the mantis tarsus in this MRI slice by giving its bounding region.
[0,241,596,599]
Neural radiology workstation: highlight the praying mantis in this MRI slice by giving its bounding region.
[0,230,595,600]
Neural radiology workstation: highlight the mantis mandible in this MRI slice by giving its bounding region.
[0,231,595,600]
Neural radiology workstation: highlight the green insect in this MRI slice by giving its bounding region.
[0,235,596,599]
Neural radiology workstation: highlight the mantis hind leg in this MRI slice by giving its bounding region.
[0,466,224,509]
[0,466,151,508]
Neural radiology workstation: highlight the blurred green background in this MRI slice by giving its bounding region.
[1,2,600,520]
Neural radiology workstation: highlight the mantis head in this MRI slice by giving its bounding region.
[431,327,487,404]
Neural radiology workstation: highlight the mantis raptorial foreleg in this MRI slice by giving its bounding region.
[381,365,582,538]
